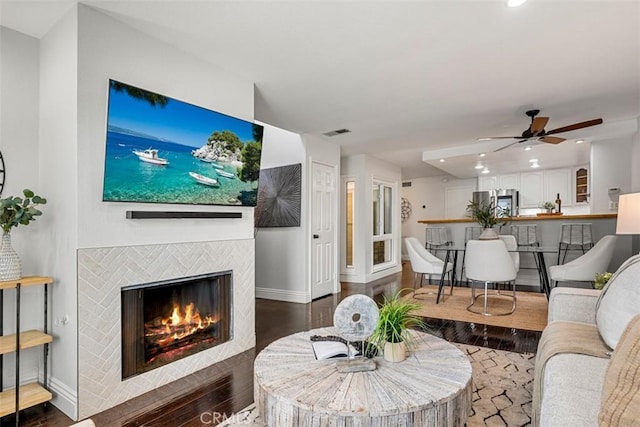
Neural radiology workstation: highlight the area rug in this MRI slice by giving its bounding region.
[218,343,535,426]
[409,285,548,332]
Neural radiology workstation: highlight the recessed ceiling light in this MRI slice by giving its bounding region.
[474,162,484,170]
[479,153,486,158]
[531,162,540,168]
[439,159,445,163]
[576,139,585,144]
[506,0,527,7]
[482,167,490,174]
[524,146,532,151]
[529,158,538,163]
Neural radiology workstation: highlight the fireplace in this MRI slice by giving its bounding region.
[121,271,232,379]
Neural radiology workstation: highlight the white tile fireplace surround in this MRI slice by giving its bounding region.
[77,239,255,419]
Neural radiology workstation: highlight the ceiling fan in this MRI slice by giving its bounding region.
[479,109,603,152]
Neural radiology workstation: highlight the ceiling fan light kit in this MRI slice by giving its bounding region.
[479,109,603,152]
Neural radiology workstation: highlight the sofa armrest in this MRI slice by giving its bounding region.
[548,287,601,324]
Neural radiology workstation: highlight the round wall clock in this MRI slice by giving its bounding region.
[401,197,412,223]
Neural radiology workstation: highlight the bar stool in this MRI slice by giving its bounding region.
[558,223,593,264]
[425,227,452,257]
[510,224,541,281]
[510,224,539,247]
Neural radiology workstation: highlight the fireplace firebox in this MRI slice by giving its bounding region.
[121,271,232,379]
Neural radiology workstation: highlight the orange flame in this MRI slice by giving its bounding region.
[157,302,216,344]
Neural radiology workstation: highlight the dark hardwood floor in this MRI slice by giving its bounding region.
[4,264,541,427]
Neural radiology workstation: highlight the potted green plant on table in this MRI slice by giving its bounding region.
[540,201,555,214]
[369,290,425,362]
[466,200,510,240]
[0,189,47,281]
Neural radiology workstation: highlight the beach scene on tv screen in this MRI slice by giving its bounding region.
[102,80,263,206]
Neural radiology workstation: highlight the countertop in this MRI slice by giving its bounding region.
[417,213,617,224]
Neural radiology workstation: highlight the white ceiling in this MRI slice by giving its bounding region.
[2,0,639,179]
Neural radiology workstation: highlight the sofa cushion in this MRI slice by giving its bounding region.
[598,314,640,426]
[595,254,640,349]
[539,353,608,427]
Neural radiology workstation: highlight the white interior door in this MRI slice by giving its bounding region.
[311,161,337,299]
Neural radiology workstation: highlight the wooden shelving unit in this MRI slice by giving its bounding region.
[0,276,53,424]
[576,167,588,203]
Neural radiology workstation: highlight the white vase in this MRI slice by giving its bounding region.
[0,232,22,281]
[384,341,407,362]
[479,227,499,240]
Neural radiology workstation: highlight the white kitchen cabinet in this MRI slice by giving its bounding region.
[499,173,520,191]
[543,168,572,209]
[478,176,497,191]
[520,171,544,208]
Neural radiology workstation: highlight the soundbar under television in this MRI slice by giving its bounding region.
[102,79,264,206]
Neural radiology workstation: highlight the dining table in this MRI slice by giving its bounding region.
[431,243,557,303]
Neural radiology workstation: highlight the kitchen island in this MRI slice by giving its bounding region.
[416,213,630,288]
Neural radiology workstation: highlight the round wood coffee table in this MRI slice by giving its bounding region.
[254,327,473,426]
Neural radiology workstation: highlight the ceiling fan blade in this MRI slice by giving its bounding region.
[545,118,603,135]
[540,136,565,144]
[477,136,521,141]
[494,140,520,152]
[530,117,549,134]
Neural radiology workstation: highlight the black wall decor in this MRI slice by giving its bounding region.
[255,163,302,227]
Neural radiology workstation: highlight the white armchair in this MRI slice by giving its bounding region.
[404,237,453,292]
[549,235,618,287]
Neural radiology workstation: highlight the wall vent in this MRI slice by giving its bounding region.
[402,182,412,187]
[323,129,351,137]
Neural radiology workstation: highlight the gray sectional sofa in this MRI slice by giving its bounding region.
[534,254,640,426]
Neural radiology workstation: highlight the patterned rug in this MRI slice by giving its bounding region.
[219,343,535,427]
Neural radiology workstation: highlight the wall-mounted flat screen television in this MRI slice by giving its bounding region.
[102,79,264,206]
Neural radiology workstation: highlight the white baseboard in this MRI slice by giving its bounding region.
[49,375,78,421]
[255,287,309,303]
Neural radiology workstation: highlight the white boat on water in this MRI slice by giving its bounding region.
[216,169,236,179]
[133,148,169,165]
[199,158,223,169]
[189,172,219,187]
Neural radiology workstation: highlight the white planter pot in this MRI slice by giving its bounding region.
[384,341,407,362]
[0,232,21,281]
[479,227,499,240]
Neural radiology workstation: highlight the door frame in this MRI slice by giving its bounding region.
[308,159,340,300]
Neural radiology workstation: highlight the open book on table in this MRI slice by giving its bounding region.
[312,340,360,360]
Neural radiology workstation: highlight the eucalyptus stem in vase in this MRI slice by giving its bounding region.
[0,189,47,281]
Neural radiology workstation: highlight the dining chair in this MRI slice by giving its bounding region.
[465,239,518,316]
[549,235,618,288]
[404,237,453,296]
[499,235,520,273]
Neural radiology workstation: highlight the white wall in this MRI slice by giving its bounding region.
[341,154,402,283]
[6,4,261,419]
[590,135,633,213]
[0,26,46,388]
[400,176,477,245]
[38,7,79,416]
[255,123,308,302]
[631,117,640,192]
[76,5,256,249]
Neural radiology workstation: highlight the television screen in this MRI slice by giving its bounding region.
[102,79,264,206]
